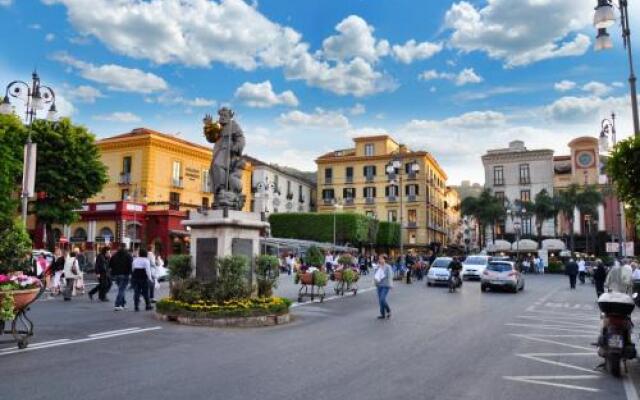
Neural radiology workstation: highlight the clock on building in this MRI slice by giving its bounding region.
[576,151,594,168]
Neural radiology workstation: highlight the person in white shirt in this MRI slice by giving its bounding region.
[606,260,633,295]
[631,262,640,281]
[132,248,153,311]
[286,254,294,276]
[578,258,587,284]
[324,252,334,272]
[146,246,158,303]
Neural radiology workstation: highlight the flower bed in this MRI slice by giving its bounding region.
[155,297,292,327]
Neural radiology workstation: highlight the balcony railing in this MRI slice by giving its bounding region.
[171,177,184,188]
[408,172,417,180]
[118,173,131,185]
[346,176,353,184]
[323,198,334,206]
[408,194,417,202]
[344,197,354,206]
[365,175,375,183]
[387,196,397,202]
[519,178,531,185]
[408,221,417,228]
[365,197,375,204]
[298,195,305,204]
[324,177,333,185]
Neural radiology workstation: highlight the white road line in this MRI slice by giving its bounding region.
[511,333,596,350]
[520,334,594,338]
[503,375,600,392]
[516,316,599,328]
[506,323,599,334]
[88,327,141,337]
[0,326,162,356]
[0,338,71,353]
[517,353,599,374]
[524,308,599,319]
[624,375,640,400]
[290,286,376,308]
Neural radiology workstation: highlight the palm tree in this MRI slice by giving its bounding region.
[461,196,483,247]
[555,184,603,252]
[532,189,556,244]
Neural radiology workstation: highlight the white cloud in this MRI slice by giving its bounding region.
[146,93,216,108]
[444,0,592,68]
[349,103,366,115]
[65,85,104,103]
[93,112,141,123]
[582,81,611,97]
[404,111,507,131]
[0,0,12,6]
[322,15,389,62]
[391,39,442,64]
[418,68,482,86]
[346,126,388,138]
[45,33,55,42]
[612,81,624,88]
[28,24,42,30]
[554,80,576,92]
[52,53,168,94]
[545,95,627,123]
[234,81,298,108]
[277,108,350,129]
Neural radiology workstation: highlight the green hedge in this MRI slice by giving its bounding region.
[269,213,375,245]
[377,221,400,247]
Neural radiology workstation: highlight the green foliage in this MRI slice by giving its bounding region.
[461,189,505,244]
[0,293,15,321]
[547,261,564,274]
[312,270,328,287]
[532,189,557,239]
[156,297,292,318]
[269,212,372,245]
[168,255,192,280]
[607,135,640,209]
[555,184,603,251]
[341,268,356,284]
[377,221,400,247]
[0,219,32,274]
[337,254,354,266]
[214,255,251,302]
[0,115,25,223]
[256,255,279,297]
[305,245,324,267]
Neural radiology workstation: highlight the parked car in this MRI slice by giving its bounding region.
[461,255,491,280]
[481,261,525,293]
[426,257,453,286]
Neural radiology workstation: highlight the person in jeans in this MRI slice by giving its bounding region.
[62,251,81,301]
[374,255,393,320]
[109,243,132,311]
[132,248,153,312]
[88,246,111,302]
[146,246,158,303]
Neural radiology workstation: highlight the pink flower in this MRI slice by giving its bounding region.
[0,275,9,284]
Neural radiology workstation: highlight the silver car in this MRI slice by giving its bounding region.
[480,261,525,293]
[461,255,490,280]
[426,257,453,286]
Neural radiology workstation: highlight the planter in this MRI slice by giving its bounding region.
[300,273,314,285]
[155,311,291,328]
[0,288,40,311]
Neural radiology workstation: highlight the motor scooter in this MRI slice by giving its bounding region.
[596,292,637,377]
[448,270,462,293]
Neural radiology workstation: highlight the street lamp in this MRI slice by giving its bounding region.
[332,198,343,249]
[593,0,640,136]
[507,205,527,263]
[600,113,626,257]
[0,71,57,224]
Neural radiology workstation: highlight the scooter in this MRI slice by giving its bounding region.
[448,270,462,293]
[596,292,637,377]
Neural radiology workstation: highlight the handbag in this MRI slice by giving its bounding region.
[71,259,79,275]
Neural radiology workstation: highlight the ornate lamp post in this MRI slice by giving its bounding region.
[593,0,640,136]
[600,113,626,256]
[332,197,343,249]
[0,71,57,224]
[507,204,527,263]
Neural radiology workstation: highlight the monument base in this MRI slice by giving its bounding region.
[182,209,270,284]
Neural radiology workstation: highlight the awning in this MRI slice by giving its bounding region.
[542,239,566,251]
[486,240,512,252]
[512,239,539,252]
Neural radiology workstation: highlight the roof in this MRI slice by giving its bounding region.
[98,127,211,153]
[568,136,598,147]
[353,134,397,144]
[553,155,571,161]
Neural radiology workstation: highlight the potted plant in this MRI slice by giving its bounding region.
[256,255,279,297]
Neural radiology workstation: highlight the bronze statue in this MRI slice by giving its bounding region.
[203,107,246,210]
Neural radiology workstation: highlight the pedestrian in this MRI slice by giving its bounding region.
[146,246,158,303]
[88,246,111,302]
[578,257,586,284]
[538,257,545,275]
[51,248,65,296]
[109,243,133,311]
[606,259,633,294]
[286,253,294,276]
[565,258,579,289]
[132,248,153,312]
[374,255,393,320]
[35,252,47,278]
[62,251,81,301]
[630,262,640,299]
[593,259,607,299]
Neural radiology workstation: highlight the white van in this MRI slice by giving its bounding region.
[462,255,491,280]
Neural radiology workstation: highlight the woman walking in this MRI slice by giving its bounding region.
[374,255,393,320]
[62,251,81,301]
[593,259,607,299]
[132,248,153,312]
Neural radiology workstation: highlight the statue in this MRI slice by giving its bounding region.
[203,107,246,210]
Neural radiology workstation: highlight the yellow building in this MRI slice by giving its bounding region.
[444,187,462,246]
[315,135,448,249]
[54,128,252,257]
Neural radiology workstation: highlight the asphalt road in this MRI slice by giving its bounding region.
[0,274,637,400]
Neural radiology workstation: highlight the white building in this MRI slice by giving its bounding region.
[245,156,315,215]
[482,140,555,237]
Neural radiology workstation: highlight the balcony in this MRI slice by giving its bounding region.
[365,175,375,183]
[408,194,417,202]
[519,178,531,185]
[344,197,355,206]
[365,197,375,205]
[408,221,417,228]
[298,195,305,204]
[407,172,417,180]
[346,176,353,184]
[171,177,184,189]
[286,192,294,201]
[324,177,333,185]
[387,196,397,202]
[323,198,335,206]
[118,173,131,185]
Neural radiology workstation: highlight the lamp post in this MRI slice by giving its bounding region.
[332,198,343,249]
[600,113,626,256]
[593,0,640,136]
[507,204,527,263]
[0,71,57,224]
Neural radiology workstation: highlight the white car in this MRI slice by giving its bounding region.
[427,257,453,286]
[462,255,491,280]
[480,261,525,293]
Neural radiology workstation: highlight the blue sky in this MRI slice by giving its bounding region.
[0,0,638,184]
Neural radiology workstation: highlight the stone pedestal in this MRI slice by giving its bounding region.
[182,209,270,285]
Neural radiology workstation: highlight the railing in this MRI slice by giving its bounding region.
[365,175,375,183]
[387,196,397,202]
[408,194,417,202]
[324,177,332,185]
[323,198,334,206]
[118,173,131,185]
[346,176,353,184]
[408,222,417,228]
[298,195,305,204]
[365,197,375,204]
[519,178,531,185]
[344,198,354,206]
[171,177,184,188]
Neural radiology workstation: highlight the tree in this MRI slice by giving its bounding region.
[0,114,26,223]
[460,189,504,247]
[607,135,640,209]
[27,119,108,249]
[555,184,603,252]
[532,189,556,243]
[461,196,482,246]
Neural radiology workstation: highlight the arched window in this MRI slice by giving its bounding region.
[99,227,114,240]
[73,227,88,240]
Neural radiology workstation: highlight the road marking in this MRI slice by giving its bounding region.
[88,327,142,337]
[506,323,599,334]
[511,333,595,350]
[291,286,376,308]
[524,307,598,319]
[503,375,600,392]
[517,353,599,374]
[0,338,72,353]
[624,375,640,400]
[516,316,599,328]
[543,302,594,311]
[0,326,162,356]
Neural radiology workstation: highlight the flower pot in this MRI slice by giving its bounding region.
[0,288,40,312]
[300,273,314,285]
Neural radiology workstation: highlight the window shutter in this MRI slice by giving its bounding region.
[372,166,377,176]
[373,187,377,197]
[415,185,420,195]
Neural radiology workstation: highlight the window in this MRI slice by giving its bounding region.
[365,210,375,218]
[408,209,417,224]
[363,165,377,179]
[493,166,504,186]
[322,189,335,200]
[121,189,129,200]
[495,191,506,206]
[122,156,132,174]
[385,185,399,198]
[287,180,292,198]
[169,192,180,211]
[363,186,376,199]
[364,143,375,156]
[343,188,356,199]
[345,166,354,182]
[406,184,419,196]
[520,190,531,203]
[519,164,531,184]
[201,170,211,192]
[388,210,398,222]
[202,197,209,209]
[172,161,182,187]
[522,217,532,236]
[324,168,332,183]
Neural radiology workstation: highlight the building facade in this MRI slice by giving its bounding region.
[45,128,253,258]
[315,135,448,248]
[482,140,555,238]
[444,187,462,246]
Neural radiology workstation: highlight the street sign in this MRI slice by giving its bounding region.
[606,242,620,253]
[624,242,634,257]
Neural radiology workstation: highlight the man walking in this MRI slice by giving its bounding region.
[593,259,607,299]
[578,258,586,284]
[565,258,579,290]
[109,243,132,311]
[374,255,393,319]
[88,246,111,302]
